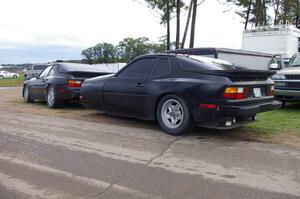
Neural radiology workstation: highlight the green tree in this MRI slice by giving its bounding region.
[144,0,177,50]
[118,37,164,62]
[81,47,96,64]
[93,43,118,63]
[81,43,118,64]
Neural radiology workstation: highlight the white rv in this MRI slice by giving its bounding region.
[242,23,300,69]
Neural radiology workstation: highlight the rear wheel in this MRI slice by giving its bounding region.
[23,85,34,103]
[13,75,17,79]
[157,95,193,136]
[47,86,62,108]
[0,76,3,80]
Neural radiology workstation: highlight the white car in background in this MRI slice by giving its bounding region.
[0,71,19,79]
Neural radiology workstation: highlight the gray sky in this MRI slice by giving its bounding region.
[0,0,244,64]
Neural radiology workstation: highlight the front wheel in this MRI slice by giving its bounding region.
[157,95,194,136]
[13,75,17,79]
[0,76,3,80]
[47,86,62,108]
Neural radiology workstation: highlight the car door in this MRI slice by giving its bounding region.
[103,57,156,118]
[3,71,9,78]
[30,66,52,100]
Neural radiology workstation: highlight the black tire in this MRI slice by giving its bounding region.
[281,101,286,109]
[46,86,62,108]
[0,75,3,80]
[23,85,34,103]
[13,75,17,79]
[157,95,194,136]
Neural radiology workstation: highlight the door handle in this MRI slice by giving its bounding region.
[136,83,145,88]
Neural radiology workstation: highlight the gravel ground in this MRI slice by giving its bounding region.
[0,87,299,199]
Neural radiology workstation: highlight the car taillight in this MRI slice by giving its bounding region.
[67,80,82,88]
[223,87,249,100]
[267,85,275,96]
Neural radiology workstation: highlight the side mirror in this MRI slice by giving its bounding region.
[269,63,280,70]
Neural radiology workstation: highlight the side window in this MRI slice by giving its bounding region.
[151,58,171,79]
[48,65,57,76]
[118,58,155,79]
[39,66,52,77]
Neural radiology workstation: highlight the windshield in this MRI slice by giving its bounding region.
[288,54,300,67]
[178,55,236,71]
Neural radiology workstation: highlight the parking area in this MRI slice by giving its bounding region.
[0,87,300,199]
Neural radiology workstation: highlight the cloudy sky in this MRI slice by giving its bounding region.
[0,0,244,64]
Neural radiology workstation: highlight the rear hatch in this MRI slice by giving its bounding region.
[177,55,275,102]
[59,63,112,80]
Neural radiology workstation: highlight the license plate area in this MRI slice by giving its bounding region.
[253,88,262,98]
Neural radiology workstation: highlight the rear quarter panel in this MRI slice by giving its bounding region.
[145,73,231,120]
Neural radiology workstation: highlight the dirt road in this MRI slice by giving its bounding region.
[0,87,299,199]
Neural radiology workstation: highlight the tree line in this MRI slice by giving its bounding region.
[81,37,166,64]
[221,0,300,29]
[142,0,206,50]
[82,0,300,64]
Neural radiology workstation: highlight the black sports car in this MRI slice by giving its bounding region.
[80,54,281,135]
[23,62,111,108]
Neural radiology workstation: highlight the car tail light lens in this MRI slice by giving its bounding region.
[199,104,217,109]
[223,87,249,100]
[67,80,82,88]
[267,85,275,96]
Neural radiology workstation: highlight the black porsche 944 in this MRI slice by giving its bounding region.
[80,54,281,135]
[23,62,111,108]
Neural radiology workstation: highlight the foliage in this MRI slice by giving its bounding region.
[221,0,300,29]
[81,37,165,64]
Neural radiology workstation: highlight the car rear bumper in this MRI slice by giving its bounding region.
[275,89,300,101]
[194,100,282,129]
[55,87,81,101]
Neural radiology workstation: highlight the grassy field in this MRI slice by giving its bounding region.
[0,75,25,87]
[240,102,300,137]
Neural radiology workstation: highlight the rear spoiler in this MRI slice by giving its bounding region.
[65,71,112,79]
[188,69,276,81]
[206,70,276,78]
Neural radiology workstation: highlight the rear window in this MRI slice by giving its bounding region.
[177,55,235,71]
[33,65,47,70]
[59,63,110,73]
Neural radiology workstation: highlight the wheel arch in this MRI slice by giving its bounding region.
[22,84,27,97]
[154,93,194,121]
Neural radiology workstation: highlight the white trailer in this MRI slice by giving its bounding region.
[242,24,300,59]
[168,48,273,70]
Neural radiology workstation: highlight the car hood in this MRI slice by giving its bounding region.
[277,67,300,75]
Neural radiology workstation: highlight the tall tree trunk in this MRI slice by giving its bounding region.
[273,0,280,25]
[262,0,266,25]
[283,0,287,23]
[166,0,171,50]
[190,0,197,48]
[176,0,180,49]
[181,0,193,48]
[296,0,300,28]
[255,0,261,27]
[245,0,252,29]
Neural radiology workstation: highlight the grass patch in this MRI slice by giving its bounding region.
[0,75,25,87]
[240,102,300,137]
